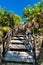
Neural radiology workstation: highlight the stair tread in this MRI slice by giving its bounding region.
[9,40,28,44]
[14,34,25,36]
[12,37,26,40]
[3,51,34,63]
[14,35,26,37]
[9,44,33,50]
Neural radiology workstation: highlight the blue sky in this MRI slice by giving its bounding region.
[0,0,41,16]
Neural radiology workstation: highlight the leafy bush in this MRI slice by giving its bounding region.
[0,30,3,36]
[2,26,10,32]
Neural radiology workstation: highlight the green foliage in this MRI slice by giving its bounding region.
[0,8,21,28]
[0,30,3,36]
[0,8,21,36]
[2,27,10,32]
[23,0,43,34]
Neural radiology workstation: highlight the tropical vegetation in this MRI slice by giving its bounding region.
[23,0,43,35]
[0,8,21,36]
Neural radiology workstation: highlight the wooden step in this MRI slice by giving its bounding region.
[2,51,34,63]
[14,35,26,37]
[9,40,28,44]
[11,37,26,40]
[9,44,33,51]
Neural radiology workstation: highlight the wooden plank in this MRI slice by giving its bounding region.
[9,40,24,44]
[14,35,26,37]
[2,51,34,63]
[12,37,26,40]
[9,44,32,51]
[9,40,28,44]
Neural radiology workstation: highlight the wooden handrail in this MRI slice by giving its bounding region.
[2,29,15,57]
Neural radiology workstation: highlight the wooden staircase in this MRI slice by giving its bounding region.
[2,32,35,65]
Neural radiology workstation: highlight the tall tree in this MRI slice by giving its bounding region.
[23,0,43,34]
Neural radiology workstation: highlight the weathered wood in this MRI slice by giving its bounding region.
[9,44,32,51]
[2,39,5,57]
[2,29,13,57]
[2,29,35,64]
[12,37,26,40]
[2,51,34,63]
[9,40,27,44]
[14,35,26,37]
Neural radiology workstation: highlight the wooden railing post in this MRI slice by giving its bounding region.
[2,38,5,57]
[33,35,39,65]
[33,37,36,64]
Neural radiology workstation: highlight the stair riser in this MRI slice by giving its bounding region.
[10,49,31,52]
[3,63,33,65]
[11,43,24,44]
